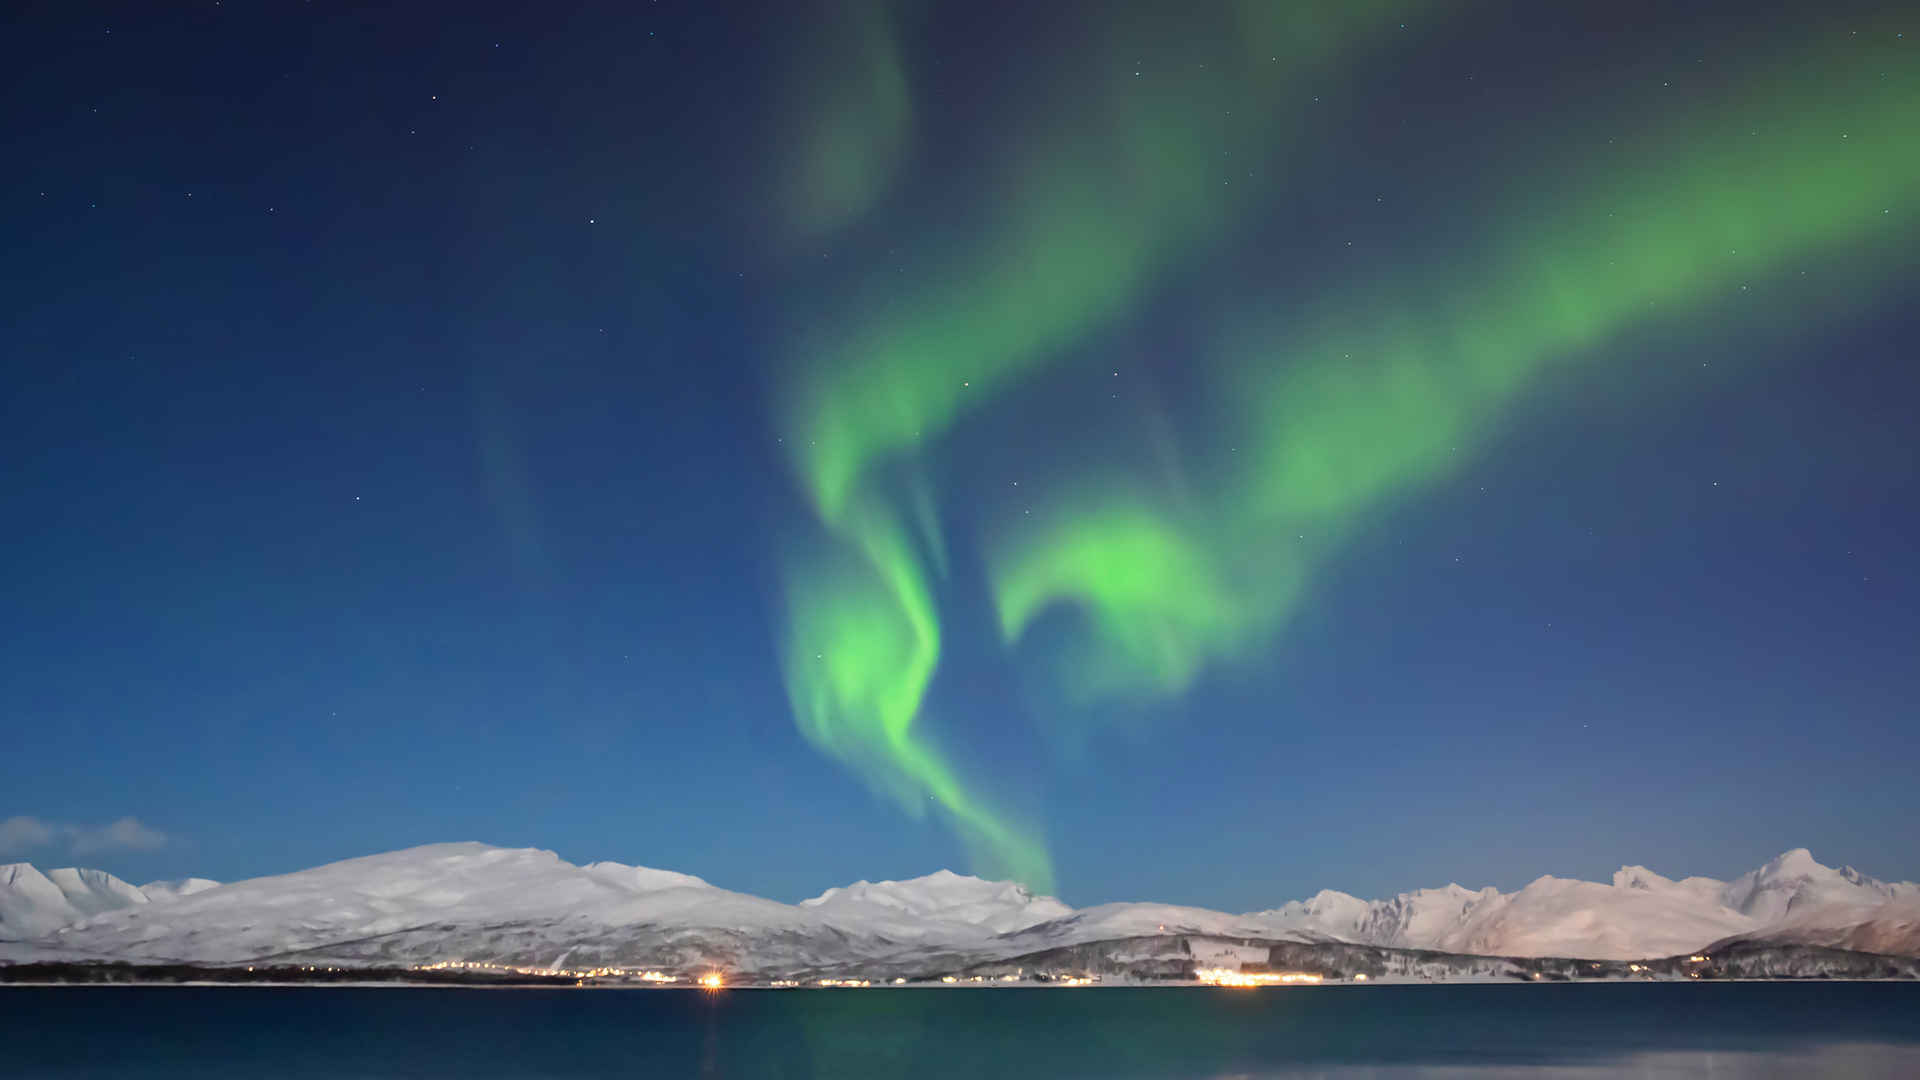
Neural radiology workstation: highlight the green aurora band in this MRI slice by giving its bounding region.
[772,3,1434,889]
[768,9,1914,888]
[990,55,1918,706]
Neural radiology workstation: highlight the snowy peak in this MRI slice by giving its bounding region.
[1613,865,1678,891]
[1006,900,1287,951]
[1248,851,1918,961]
[1254,881,1505,951]
[3,863,173,939]
[582,861,711,893]
[1718,848,1914,922]
[1,863,74,940]
[7,843,1920,970]
[804,868,1001,907]
[802,869,1072,934]
[46,867,148,916]
[14,842,821,967]
[1612,865,1727,906]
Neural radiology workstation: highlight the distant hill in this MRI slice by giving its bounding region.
[5,843,1914,980]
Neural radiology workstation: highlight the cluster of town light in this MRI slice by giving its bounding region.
[324,955,1729,988]
[1194,968,1325,987]
[415,960,684,982]
[391,962,1151,988]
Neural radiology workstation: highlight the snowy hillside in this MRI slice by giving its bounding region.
[9,845,1071,976]
[4,844,1916,973]
[1253,884,1504,949]
[1,864,85,939]
[1423,873,1755,960]
[2,863,220,940]
[998,900,1316,955]
[801,869,1072,935]
[1708,897,1920,957]
[1717,848,1920,921]
[29,844,813,969]
[1248,849,1920,960]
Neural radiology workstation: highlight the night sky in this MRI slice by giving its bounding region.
[4,1,1916,910]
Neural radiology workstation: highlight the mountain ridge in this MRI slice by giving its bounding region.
[4,844,1915,972]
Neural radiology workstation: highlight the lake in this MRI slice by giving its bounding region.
[4,982,1918,1078]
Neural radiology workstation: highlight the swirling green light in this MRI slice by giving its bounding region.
[989,54,1918,704]
[770,2,1439,888]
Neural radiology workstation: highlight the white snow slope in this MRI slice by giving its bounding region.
[3,844,1914,970]
[1248,848,1919,959]
[1,864,219,940]
[4,844,1089,975]
[801,868,1073,935]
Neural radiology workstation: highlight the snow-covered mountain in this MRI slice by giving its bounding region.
[1702,852,1920,958]
[998,901,1313,955]
[801,868,1072,935]
[1709,900,1920,957]
[1246,848,1919,960]
[1253,884,1504,949]
[1415,872,1756,960]
[4,844,1915,974]
[1,863,220,940]
[5,844,1088,976]
[1717,847,1920,921]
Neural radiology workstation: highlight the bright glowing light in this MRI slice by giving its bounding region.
[698,972,725,990]
[1195,968,1323,987]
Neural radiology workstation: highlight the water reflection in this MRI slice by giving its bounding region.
[1206,1043,1920,1078]
[2,984,1916,1078]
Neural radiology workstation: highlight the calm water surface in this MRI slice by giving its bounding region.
[4,982,1918,1078]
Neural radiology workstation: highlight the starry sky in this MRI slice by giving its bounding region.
[4,0,1917,910]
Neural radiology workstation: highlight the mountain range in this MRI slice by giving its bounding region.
[3,844,1915,978]
[0,863,218,940]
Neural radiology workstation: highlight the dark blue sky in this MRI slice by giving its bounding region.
[4,0,1916,908]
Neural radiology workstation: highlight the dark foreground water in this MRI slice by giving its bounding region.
[4,982,1919,1079]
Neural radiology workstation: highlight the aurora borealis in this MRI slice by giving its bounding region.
[766,5,1917,888]
[5,0,1917,905]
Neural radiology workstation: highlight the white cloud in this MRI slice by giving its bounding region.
[70,817,170,854]
[0,815,169,856]
[0,815,55,853]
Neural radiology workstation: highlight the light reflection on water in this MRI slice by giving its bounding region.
[3,983,1917,1077]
